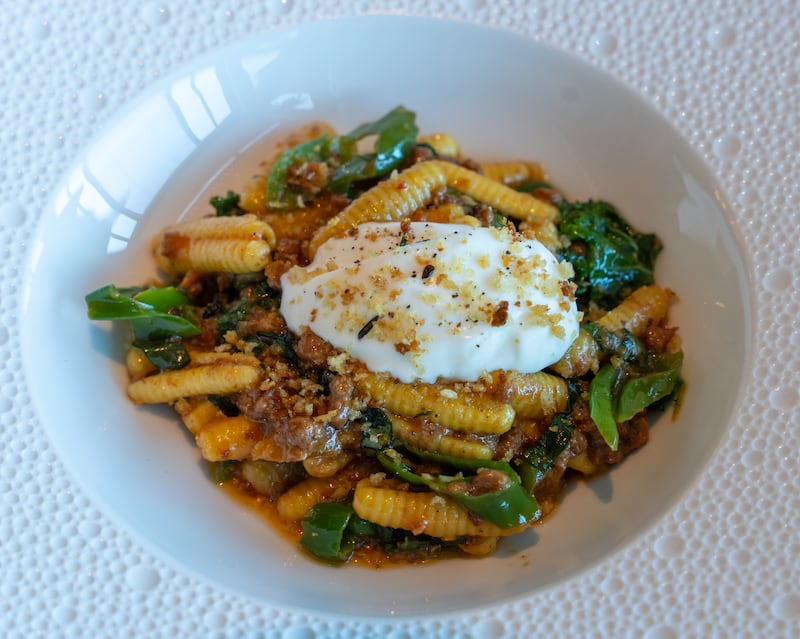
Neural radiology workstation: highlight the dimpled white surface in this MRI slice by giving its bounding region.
[2,1,799,638]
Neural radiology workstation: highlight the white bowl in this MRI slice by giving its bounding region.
[21,15,751,617]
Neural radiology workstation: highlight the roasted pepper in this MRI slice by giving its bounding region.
[376,447,540,529]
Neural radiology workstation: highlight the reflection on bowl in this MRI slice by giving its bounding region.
[21,15,751,617]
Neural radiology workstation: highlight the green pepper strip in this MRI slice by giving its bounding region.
[265,106,419,206]
[265,134,333,207]
[615,352,683,422]
[300,501,354,562]
[327,106,419,192]
[86,284,200,340]
[589,364,621,451]
[377,448,540,529]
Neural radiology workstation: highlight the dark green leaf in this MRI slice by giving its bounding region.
[247,332,303,373]
[327,106,418,193]
[209,190,244,216]
[215,281,280,334]
[615,352,683,422]
[265,107,419,207]
[515,180,552,193]
[519,412,575,490]
[557,200,661,309]
[208,394,240,417]
[358,407,393,452]
[134,339,191,371]
[584,323,645,363]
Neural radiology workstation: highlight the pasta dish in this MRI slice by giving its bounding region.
[86,107,683,563]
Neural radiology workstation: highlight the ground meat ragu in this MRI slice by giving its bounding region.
[295,326,339,369]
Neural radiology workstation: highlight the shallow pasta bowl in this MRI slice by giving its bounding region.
[20,15,751,617]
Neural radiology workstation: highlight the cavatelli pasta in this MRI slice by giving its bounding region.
[551,285,674,377]
[307,160,448,257]
[594,285,672,335]
[418,132,461,158]
[195,415,263,461]
[434,160,558,222]
[549,328,599,378]
[498,370,569,418]
[388,413,495,460]
[127,353,261,404]
[481,160,546,186]
[154,213,276,274]
[352,479,508,539]
[356,372,515,435]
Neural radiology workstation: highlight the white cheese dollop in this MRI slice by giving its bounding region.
[280,222,580,383]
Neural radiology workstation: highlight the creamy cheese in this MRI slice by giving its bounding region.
[280,222,580,383]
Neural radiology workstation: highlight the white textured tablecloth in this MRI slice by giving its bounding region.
[2,1,798,637]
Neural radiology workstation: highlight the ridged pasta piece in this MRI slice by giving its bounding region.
[566,450,601,475]
[276,470,362,521]
[412,202,466,223]
[551,285,673,377]
[389,413,495,460]
[418,132,461,158]
[458,536,499,556]
[188,351,261,367]
[154,213,276,274]
[519,219,562,253]
[481,161,546,186]
[263,207,339,241]
[434,160,558,223]
[174,398,225,436]
[356,372,515,435]
[167,238,272,274]
[195,415,263,461]
[125,346,157,380]
[127,353,261,404]
[308,160,448,256]
[352,480,508,539]
[498,370,569,418]
[594,285,672,335]
[549,329,599,378]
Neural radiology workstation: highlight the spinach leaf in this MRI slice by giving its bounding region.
[209,190,245,217]
[557,200,661,309]
[358,407,393,452]
[134,339,191,370]
[214,280,280,335]
[583,323,645,363]
[247,331,303,373]
[265,106,419,207]
[519,412,575,489]
[86,284,200,371]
